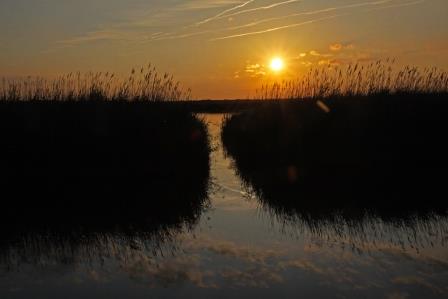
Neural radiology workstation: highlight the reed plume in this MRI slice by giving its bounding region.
[256,60,448,100]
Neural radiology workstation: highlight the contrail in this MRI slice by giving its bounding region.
[213,0,302,21]
[152,30,215,41]
[366,0,425,12]
[223,0,397,31]
[210,14,347,41]
[195,0,256,26]
[152,0,422,42]
[154,0,395,41]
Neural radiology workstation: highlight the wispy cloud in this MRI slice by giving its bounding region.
[195,0,256,26]
[209,0,423,41]
[153,0,301,40]
[215,0,398,32]
[210,14,346,41]
[366,0,425,12]
[56,29,135,47]
[174,0,247,11]
[244,63,267,77]
[53,0,426,47]
[151,29,216,41]
[329,43,343,51]
[54,1,247,47]
[155,0,412,41]
[212,0,302,21]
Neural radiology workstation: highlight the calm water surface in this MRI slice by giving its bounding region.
[1,114,447,299]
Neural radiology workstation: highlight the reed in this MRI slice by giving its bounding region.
[0,65,211,226]
[256,60,448,100]
[222,63,448,212]
[0,64,191,102]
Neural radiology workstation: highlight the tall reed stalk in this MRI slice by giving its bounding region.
[256,60,448,100]
[0,64,191,102]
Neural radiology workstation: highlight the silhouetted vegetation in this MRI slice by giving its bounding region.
[1,64,190,102]
[0,67,210,231]
[256,61,448,100]
[222,63,448,222]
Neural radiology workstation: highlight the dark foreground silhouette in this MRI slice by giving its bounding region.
[0,101,210,229]
[222,93,448,219]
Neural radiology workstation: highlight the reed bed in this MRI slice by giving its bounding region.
[0,64,191,102]
[223,62,448,215]
[0,65,211,227]
[256,60,448,100]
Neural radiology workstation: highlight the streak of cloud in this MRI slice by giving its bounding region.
[213,0,302,21]
[151,30,215,41]
[209,0,423,41]
[55,0,426,46]
[154,0,408,41]
[174,0,250,11]
[210,14,346,41]
[366,0,425,12]
[195,0,256,26]
[219,0,398,31]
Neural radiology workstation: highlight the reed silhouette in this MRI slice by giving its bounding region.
[256,61,447,100]
[222,63,448,220]
[0,66,210,229]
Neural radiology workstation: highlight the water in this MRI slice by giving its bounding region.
[1,114,447,299]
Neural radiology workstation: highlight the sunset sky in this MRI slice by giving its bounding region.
[1,0,447,99]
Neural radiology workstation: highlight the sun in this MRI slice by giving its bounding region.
[270,57,284,72]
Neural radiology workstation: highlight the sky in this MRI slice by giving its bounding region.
[0,0,447,99]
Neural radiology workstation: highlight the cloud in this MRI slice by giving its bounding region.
[203,0,423,41]
[309,50,333,57]
[366,0,425,12]
[244,63,267,77]
[211,0,303,21]
[330,43,343,51]
[57,30,132,47]
[151,29,215,41]
[54,1,246,47]
[291,52,307,60]
[313,58,346,66]
[54,0,425,47]
[195,0,256,25]
[157,0,395,40]
[210,14,345,41]
[211,0,397,34]
[161,0,415,42]
[50,0,426,52]
[175,0,246,11]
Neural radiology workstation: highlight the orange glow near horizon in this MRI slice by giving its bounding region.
[0,0,447,99]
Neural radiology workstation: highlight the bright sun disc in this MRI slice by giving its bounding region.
[270,57,284,72]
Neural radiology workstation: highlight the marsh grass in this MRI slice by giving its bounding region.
[0,66,210,228]
[0,64,191,102]
[222,63,448,221]
[256,60,448,100]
